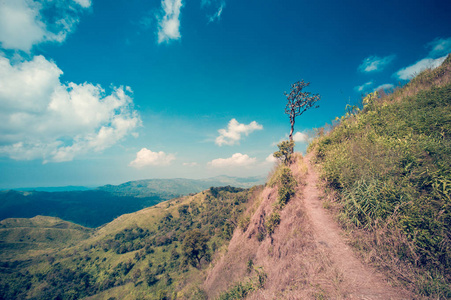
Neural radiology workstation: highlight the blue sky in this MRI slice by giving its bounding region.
[0,0,450,188]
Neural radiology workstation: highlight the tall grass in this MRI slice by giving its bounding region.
[309,55,451,298]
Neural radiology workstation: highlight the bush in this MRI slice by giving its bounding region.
[265,211,280,235]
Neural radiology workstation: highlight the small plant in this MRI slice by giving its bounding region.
[273,140,295,164]
[238,216,251,232]
[246,258,254,274]
[265,211,281,235]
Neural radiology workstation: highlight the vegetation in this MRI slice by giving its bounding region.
[284,80,320,148]
[0,186,254,299]
[217,266,267,300]
[273,140,294,164]
[309,55,451,298]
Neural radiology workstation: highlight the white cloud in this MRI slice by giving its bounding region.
[0,55,141,162]
[73,0,92,8]
[293,131,308,142]
[374,83,394,92]
[208,153,257,168]
[395,55,447,80]
[215,118,263,146]
[0,0,90,52]
[202,0,225,23]
[428,37,451,58]
[157,0,183,44]
[183,162,198,166]
[265,153,277,163]
[354,81,373,92]
[358,55,395,72]
[208,2,225,23]
[129,148,175,168]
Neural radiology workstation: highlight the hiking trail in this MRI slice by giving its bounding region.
[301,153,411,299]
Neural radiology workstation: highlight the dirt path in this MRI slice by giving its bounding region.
[302,153,411,300]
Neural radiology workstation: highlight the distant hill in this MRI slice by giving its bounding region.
[0,176,265,228]
[97,175,265,198]
[7,186,92,192]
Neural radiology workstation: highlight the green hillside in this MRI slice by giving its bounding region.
[0,186,258,299]
[97,176,265,198]
[308,54,451,297]
[1,57,450,299]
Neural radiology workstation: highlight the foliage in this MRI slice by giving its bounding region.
[273,140,295,164]
[310,67,451,297]
[182,229,210,268]
[217,267,267,300]
[265,211,281,235]
[0,186,252,299]
[284,80,321,147]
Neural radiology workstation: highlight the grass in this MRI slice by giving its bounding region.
[308,54,451,298]
[0,187,255,300]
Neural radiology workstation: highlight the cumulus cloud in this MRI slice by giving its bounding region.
[293,131,308,143]
[395,56,447,80]
[215,119,263,146]
[265,153,277,163]
[0,55,141,162]
[354,81,373,92]
[208,153,256,168]
[374,83,394,92]
[358,55,395,73]
[129,148,175,168]
[157,0,183,44]
[428,37,451,57]
[0,0,91,52]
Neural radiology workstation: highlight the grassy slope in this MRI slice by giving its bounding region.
[0,186,256,300]
[308,54,451,298]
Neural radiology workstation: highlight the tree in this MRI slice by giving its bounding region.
[284,80,320,148]
[181,229,209,268]
[273,140,294,164]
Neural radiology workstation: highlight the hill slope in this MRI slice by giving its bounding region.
[0,176,265,228]
[308,54,451,297]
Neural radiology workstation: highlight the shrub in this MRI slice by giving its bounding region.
[265,211,280,235]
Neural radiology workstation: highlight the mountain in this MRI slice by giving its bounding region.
[97,176,266,198]
[0,56,449,299]
[0,176,265,228]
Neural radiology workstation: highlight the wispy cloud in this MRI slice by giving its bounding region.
[354,81,373,92]
[395,56,447,80]
[216,119,263,146]
[129,148,175,168]
[374,83,394,92]
[0,55,140,162]
[156,0,183,44]
[183,162,198,167]
[358,55,395,73]
[427,37,451,58]
[394,37,450,81]
[208,153,256,168]
[0,0,91,52]
[208,2,225,23]
[202,0,225,23]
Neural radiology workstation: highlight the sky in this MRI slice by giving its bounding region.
[0,0,450,188]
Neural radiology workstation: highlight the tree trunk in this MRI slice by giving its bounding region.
[289,117,295,153]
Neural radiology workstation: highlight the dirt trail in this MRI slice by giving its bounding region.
[302,153,411,299]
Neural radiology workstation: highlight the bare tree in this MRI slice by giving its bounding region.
[284,80,320,144]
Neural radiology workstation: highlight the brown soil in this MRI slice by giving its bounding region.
[203,153,413,299]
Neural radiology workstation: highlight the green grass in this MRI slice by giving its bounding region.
[309,55,451,298]
[0,186,255,300]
